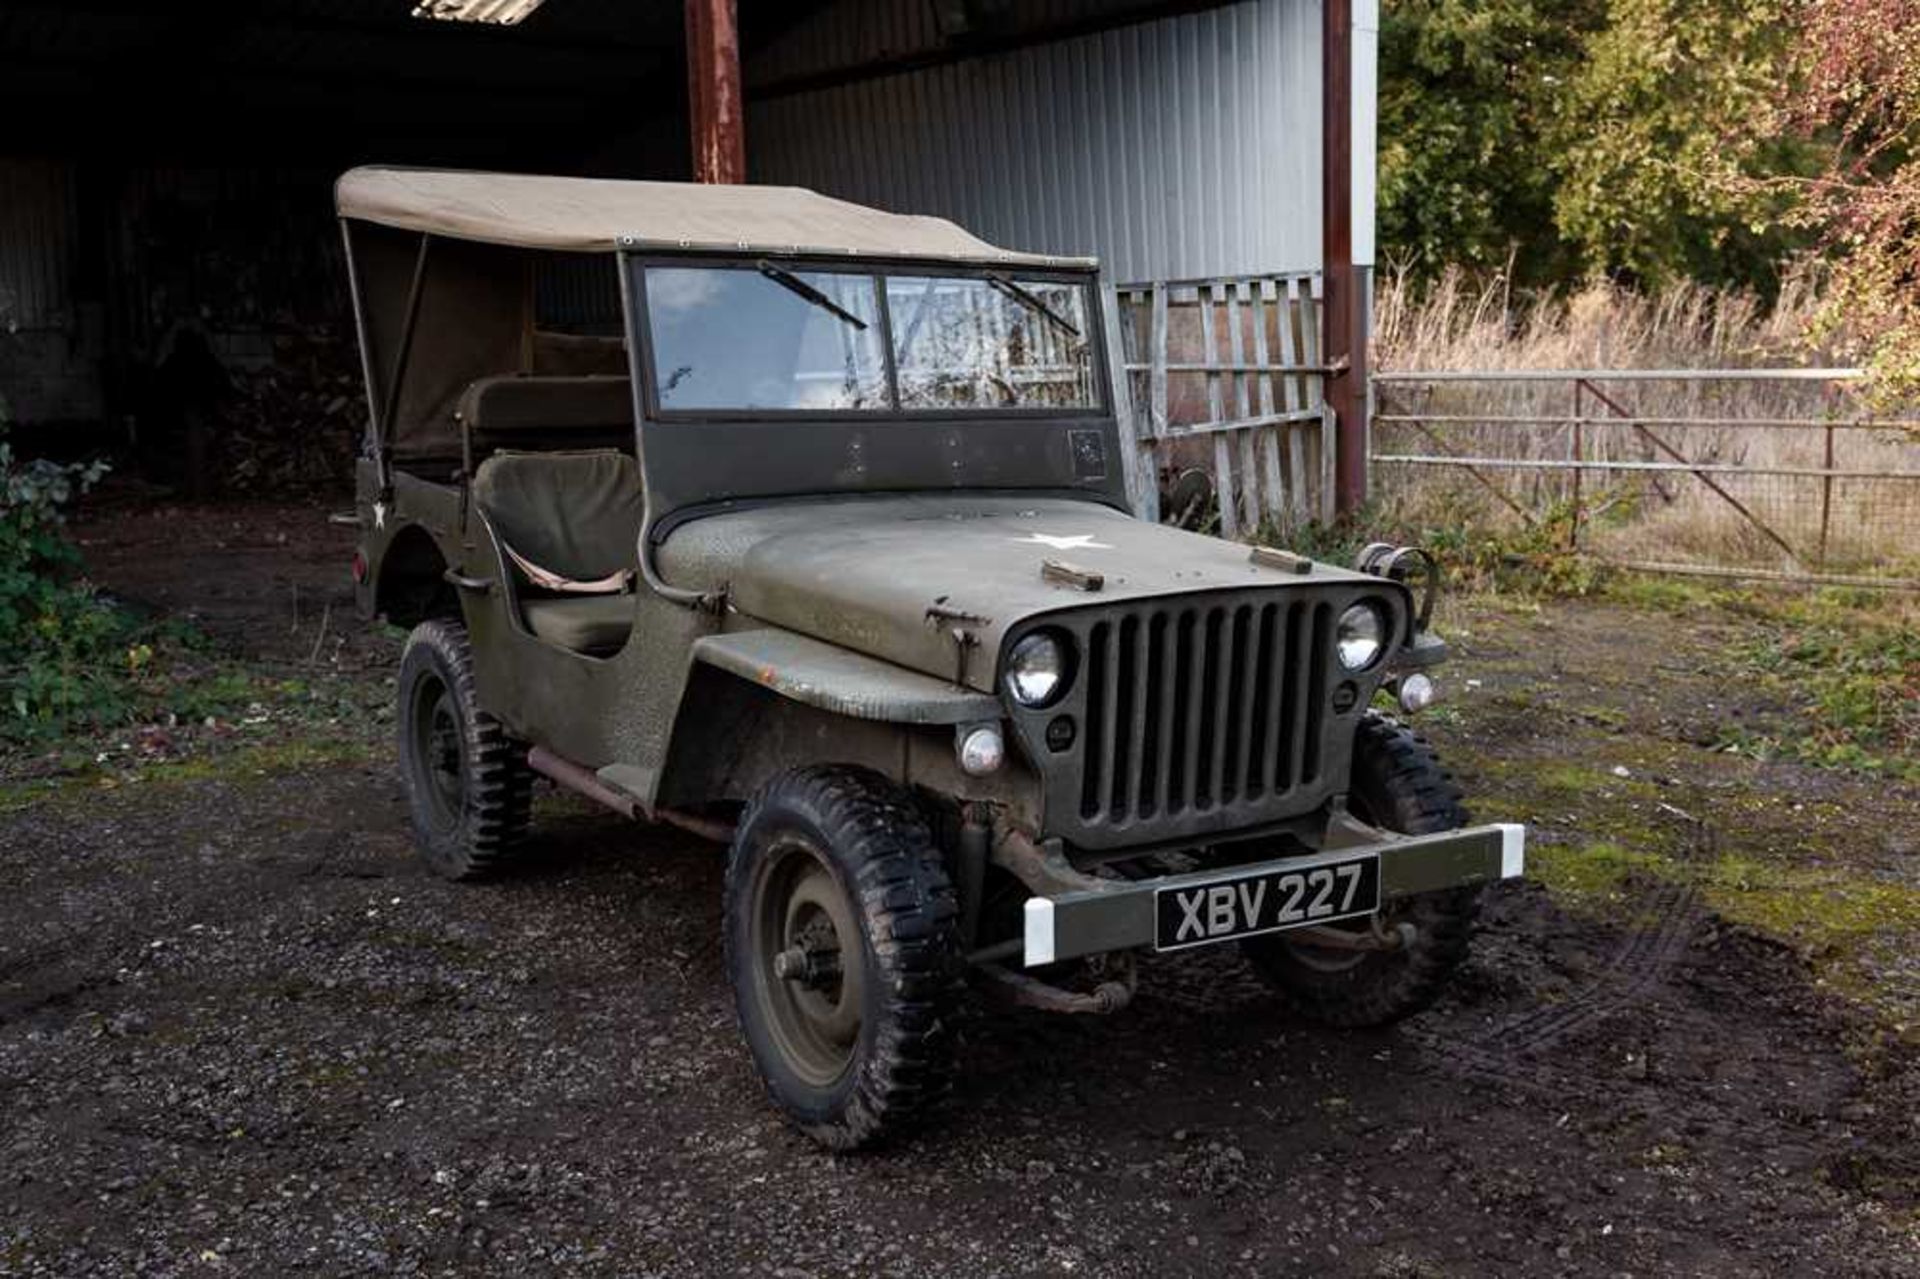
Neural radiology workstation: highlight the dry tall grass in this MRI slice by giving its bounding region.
[1369,270,1920,579]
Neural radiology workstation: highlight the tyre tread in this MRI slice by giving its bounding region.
[1245,712,1480,1027]
[397,620,533,880]
[725,765,961,1150]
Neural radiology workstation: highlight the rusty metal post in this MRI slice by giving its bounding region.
[1323,0,1364,517]
[1569,379,1583,550]
[685,0,746,184]
[1819,417,1836,570]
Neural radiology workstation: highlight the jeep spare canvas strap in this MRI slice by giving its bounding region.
[502,542,633,595]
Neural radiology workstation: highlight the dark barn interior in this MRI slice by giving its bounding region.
[0,0,827,489]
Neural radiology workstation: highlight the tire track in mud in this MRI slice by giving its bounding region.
[1413,814,1714,1090]
[1480,876,1705,1056]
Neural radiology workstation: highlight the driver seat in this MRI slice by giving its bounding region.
[470,450,643,656]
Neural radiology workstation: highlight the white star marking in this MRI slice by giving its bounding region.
[1013,532,1113,550]
[372,502,387,530]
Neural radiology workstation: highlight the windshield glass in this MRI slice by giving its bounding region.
[646,265,888,411]
[641,264,1099,414]
[887,276,1095,410]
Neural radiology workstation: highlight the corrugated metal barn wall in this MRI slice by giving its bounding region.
[745,0,1335,284]
[0,157,101,423]
[0,158,74,331]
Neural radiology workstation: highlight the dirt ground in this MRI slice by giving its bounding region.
[2,499,1917,1277]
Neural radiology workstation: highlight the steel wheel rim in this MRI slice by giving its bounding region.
[751,839,864,1088]
[410,676,465,831]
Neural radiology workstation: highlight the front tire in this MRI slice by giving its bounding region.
[396,619,533,880]
[1243,713,1480,1026]
[724,766,961,1150]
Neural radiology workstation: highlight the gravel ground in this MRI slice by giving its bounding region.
[3,776,1915,1277]
[2,498,1916,1276]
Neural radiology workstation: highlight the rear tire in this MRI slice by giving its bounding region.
[1243,713,1480,1027]
[725,765,961,1150]
[396,619,533,880]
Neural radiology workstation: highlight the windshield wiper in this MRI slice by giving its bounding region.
[987,273,1080,338]
[756,260,868,331]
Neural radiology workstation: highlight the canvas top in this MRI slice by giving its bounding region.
[335,166,1092,268]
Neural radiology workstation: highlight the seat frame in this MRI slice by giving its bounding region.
[469,448,643,658]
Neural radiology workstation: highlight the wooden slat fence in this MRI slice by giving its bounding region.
[1109,272,1332,535]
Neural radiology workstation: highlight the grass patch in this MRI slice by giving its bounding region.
[1716,593,1917,779]
[1,612,329,750]
[1705,856,1920,950]
[1521,838,1920,1029]
[1705,855,1920,1028]
[2,429,375,752]
[1577,575,1920,780]
[1602,573,1729,613]
[0,727,382,814]
[1531,762,1658,797]
[1527,839,1676,909]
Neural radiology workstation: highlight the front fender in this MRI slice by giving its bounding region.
[652,627,1035,816]
[691,628,1000,725]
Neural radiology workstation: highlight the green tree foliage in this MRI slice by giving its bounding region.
[1378,0,1604,286]
[1379,0,1820,293]
[1548,0,1818,291]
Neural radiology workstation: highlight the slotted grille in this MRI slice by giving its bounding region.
[1070,597,1333,835]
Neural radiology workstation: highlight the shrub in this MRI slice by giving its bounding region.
[0,426,142,737]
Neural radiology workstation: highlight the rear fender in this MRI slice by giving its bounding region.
[369,522,458,628]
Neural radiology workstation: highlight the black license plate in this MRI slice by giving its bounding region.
[1154,854,1382,951]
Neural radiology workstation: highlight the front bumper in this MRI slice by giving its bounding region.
[1021,822,1526,967]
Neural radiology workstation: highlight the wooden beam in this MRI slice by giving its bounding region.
[1323,0,1365,516]
[685,0,746,184]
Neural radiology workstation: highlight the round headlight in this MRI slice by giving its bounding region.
[1005,632,1070,708]
[1336,603,1386,671]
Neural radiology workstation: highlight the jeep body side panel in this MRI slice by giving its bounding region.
[456,500,718,794]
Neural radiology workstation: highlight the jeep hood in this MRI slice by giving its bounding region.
[656,495,1387,693]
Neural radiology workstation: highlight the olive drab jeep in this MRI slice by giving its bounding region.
[337,167,1526,1150]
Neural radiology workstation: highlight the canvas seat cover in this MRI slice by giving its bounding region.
[471,450,643,654]
[519,594,634,654]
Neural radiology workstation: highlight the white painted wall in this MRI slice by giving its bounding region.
[1352,0,1378,267]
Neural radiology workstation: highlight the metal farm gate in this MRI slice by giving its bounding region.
[1370,369,1920,590]
[1110,272,1334,535]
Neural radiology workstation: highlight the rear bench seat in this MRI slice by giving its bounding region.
[456,374,634,456]
[470,449,643,657]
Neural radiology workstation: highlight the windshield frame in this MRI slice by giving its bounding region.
[627,251,1111,424]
